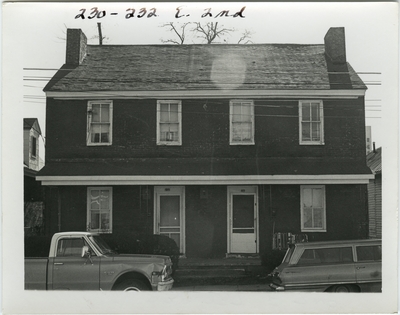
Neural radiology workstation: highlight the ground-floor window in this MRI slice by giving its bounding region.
[300,185,326,232]
[87,187,113,233]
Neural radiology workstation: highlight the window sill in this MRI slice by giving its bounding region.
[87,143,112,146]
[229,142,255,146]
[157,142,182,146]
[299,142,325,146]
[301,229,327,233]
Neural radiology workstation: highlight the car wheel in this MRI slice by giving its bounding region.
[114,279,150,291]
[333,285,351,293]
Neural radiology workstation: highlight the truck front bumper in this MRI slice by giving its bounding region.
[156,278,174,291]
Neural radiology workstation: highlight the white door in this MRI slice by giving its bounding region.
[154,186,185,254]
[228,186,258,254]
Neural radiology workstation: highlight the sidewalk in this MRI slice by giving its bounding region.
[172,284,272,291]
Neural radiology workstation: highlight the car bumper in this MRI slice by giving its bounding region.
[269,283,285,291]
[156,278,174,291]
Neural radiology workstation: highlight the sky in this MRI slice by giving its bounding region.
[7,1,397,159]
[2,2,399,314]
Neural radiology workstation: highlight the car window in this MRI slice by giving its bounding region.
[297,247,353,265]
[57,238,87,257]
[356,245,381,262]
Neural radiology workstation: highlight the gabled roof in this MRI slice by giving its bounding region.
[24,118,42,135]
[366,147,382,174]
[44,44,366,93]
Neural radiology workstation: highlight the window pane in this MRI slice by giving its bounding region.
[91,211,100,229]
[312,189,323,208]
[311,103,320,121]
[302,103,311,121]
[241,104,252,122]
[302,188,312,207]
[160,196,180,226]
[313,208,324,228]
[302,122,311,141]
[101,104,110,122]
[232,104,241,122]
[232,195,254,229]
[169,104,179,122]
[90,190,100,209]
[92,104,100,122]
[232,122,251,141]
[100,212,110,230]
[160,104,169,122]
[311,123,320,141]
[303,207,313,228]
[357,245,381,261]
[100,125,110,143]
[100,190,110,209]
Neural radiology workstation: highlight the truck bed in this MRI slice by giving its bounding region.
[25,258,49,290]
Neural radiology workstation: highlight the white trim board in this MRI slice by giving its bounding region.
[46,89,366,99]
[37,174,374,186]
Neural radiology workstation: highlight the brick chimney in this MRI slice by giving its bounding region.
[324,27,346,64]
[66,29,87,65]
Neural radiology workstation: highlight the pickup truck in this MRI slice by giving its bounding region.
[25,232,174,291]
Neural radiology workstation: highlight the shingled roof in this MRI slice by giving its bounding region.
[44,28,366,93]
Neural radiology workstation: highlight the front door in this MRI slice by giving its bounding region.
[154,186,185,254]
[228,186,258,254]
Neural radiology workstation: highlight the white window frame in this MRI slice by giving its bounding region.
[157,100,182,146]
[229,100,255,145]
[87,187,113,233]
[299,100,324,145]
[300,185,326,232]
[87,100,113,146]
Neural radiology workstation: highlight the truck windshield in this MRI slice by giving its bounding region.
[89,235,116,255]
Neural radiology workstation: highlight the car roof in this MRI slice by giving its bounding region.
[293,239,381,248]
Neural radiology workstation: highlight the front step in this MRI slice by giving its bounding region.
[173,260,268,287]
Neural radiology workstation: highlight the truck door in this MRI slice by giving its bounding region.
[51,237,100,290]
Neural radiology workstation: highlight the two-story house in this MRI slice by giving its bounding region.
[37,27,373,258]
[24,118,44,235]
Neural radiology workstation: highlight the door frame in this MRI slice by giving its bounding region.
[227,186,259,254]
[153,186,186,254]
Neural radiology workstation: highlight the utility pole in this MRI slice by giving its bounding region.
[97,22,103,45]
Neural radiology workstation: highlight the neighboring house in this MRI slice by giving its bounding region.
[366,146,382,239]
[24,118,44,235]
[37,27,373,258]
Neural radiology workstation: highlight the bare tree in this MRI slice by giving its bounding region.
[237,30,254,44]
[192,22,235,44]
[160,22,192,45]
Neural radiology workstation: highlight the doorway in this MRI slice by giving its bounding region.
[154,186,185,254]
[227,186,258,254]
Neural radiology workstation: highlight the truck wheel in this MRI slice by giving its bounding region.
[114,279,150,291]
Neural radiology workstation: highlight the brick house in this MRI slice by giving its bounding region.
[37,27,373,258]
[24,118,44,235]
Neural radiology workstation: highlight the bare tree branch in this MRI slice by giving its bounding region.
[192,22,235,44]
[160,22,192,45]
[237,29,254,44]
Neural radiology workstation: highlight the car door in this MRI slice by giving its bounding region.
[51,237,100,290]
[355,244,382,290]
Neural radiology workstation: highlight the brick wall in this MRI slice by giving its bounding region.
[45,97,366,161]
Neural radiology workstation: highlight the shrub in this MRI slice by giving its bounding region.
[261,249,286,272]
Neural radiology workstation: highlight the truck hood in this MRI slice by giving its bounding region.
[109,253,172,264]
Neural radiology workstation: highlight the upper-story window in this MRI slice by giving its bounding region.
[87,101,113,146]
[230,100,254,145]
[157,100,182,145]
[299,100,324,145]
[30,136,37,158]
